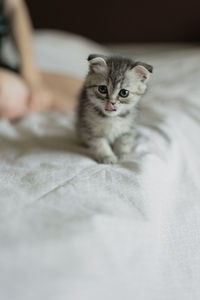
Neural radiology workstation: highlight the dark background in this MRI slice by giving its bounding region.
[25,0,200,43]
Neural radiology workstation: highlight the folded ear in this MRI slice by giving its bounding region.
[136,62,153,73]
[88,54,107,73]
[132,62,153,82]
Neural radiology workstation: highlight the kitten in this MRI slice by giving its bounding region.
[76,54,153,164]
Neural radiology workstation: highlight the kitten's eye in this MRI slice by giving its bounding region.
[98,85,108,94]
[119,89,129,98]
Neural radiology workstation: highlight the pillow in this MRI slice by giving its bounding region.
[2,30,108,77]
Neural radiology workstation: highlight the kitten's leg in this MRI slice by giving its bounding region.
[88,137,118,164]
[113,133,134,160]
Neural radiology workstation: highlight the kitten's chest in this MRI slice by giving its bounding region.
[94,116,131,142]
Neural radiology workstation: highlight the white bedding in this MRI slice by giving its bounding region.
[1,32,200,300]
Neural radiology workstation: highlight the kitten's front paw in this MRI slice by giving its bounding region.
[118,152,128,161]
[97,155,118,164]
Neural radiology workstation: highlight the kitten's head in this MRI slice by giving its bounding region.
[85,54,153,117]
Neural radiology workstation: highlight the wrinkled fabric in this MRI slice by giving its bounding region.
[0,34,200,300]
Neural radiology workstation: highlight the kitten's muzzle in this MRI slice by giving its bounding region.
[105,101,116,112]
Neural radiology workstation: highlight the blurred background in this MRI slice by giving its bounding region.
[25,0,200,43]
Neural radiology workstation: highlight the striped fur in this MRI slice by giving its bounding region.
[76,55,153,163]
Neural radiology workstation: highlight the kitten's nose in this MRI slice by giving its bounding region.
[105,101,116,111]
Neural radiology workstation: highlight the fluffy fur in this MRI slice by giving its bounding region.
[76,54,153,164]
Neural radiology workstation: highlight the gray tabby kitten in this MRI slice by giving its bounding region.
[76,54,153,164]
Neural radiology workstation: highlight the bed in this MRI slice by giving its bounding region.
[1,31,200,300]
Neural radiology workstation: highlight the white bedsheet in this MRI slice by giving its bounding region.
[0,32,200,300]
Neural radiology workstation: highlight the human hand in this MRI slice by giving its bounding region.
[28,83,54,112]
[22,68,54,112]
